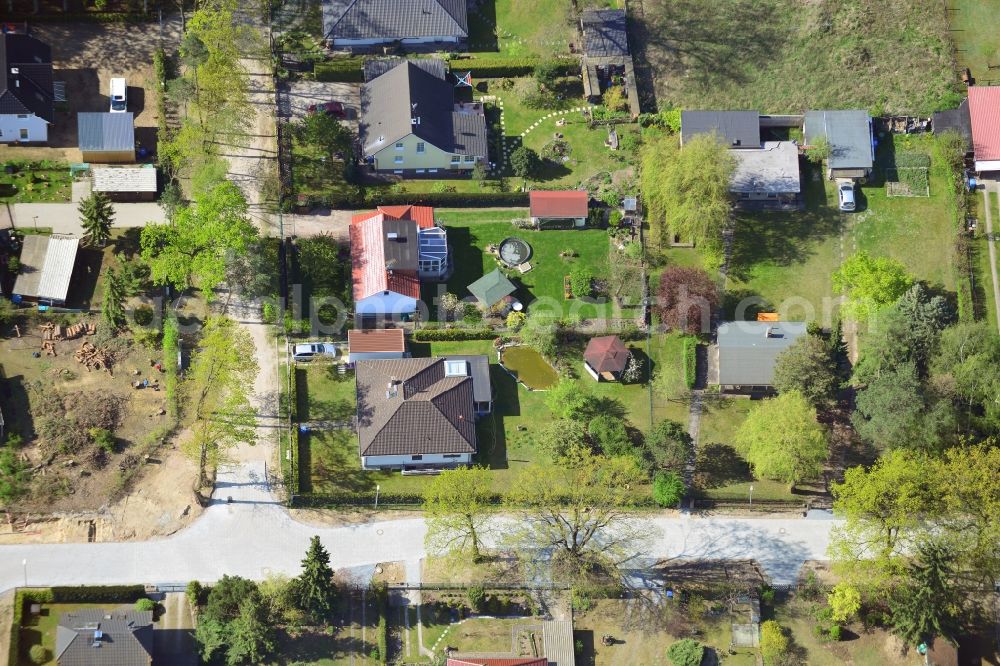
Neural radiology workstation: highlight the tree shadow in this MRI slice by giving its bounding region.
[694,443,751,489]
[466,0,499,51]
[573,629,596,666]
[476,365,519,470]
[66,246,105,310]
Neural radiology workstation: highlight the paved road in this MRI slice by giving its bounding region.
[4,202,166,234]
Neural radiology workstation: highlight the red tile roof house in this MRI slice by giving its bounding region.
[529,190,589,228]
[969,86,1000,173]
[350,205,449,319]
[583,335,630,381]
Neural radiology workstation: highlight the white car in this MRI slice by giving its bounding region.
[838,180,856,212]
[109,77,127,112]
[292,343,338,362]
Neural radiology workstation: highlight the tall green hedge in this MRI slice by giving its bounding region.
[290,189,529,210]
[683,337,697,389]
[372,582,389,664]
[448,56,578,78]
[314,58,366,82]
[412,328,496,341]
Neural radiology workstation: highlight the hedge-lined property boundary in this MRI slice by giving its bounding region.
[290,489,662,509]
[313,56,578,82]
[290,190,530,210]
[683,337,698,389]
[9,585,147,665]
[412,328,497,341]
[3,11,156,22]
[314,58,366,82]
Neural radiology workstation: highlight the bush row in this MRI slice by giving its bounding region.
[291,190,529,210]
[4,11,156,22]
[372,582,389,664]
[313,58,366,83]
[683,337,697,389]
[291,489,661,508]
[447,56,578,78]
[412,327,496,341]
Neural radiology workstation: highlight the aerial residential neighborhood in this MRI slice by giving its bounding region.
[0,1,998,666]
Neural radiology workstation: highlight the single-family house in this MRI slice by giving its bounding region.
[583,335,630,381]
[466,268,516,309]
[350,205,449,319]
[359,60,487,174]
[803,110,874,180]
[324,0,468,51]
[56,608,153,666]
[713,321,807,393]
[0,33,54,144]
[968,86,1000,172]
[681,110,760,148]
[347,328,407,364]
[355,357,477,469]
[440,354,492,414]
[933,97,972,156]
[730,141,802,207]
[78,112,135,163]
[90,165,158,201]
[12,234,79,306]
[529,190,589,227]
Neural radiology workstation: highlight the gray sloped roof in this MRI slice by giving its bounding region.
[360,61,455,155]
[933,98,972,153]
[581,9,629,57]
[91,165,158,193]
[355,358,477,456]
[466,268,516,306]
[730,141,801,194]
[78,112,135,152]
[717,321,807,386]
[441,355,492,404]
[681,111,760,148]
[13,234,79,303]
[804,110,873,170]
[325,0,468,41]
[451,110,487,157]
[364,56,446,82]
[56,608,153,666]
[0,34,54,122]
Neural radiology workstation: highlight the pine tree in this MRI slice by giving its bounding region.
[890,541,961,644]
[295,535,337,622]
[102,267,128,330]
[79,191,115,247]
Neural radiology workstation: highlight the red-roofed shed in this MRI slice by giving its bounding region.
[447,658,548,666]
[969,86,1000,172]
[529,190,589,227]
[583,335,630,381]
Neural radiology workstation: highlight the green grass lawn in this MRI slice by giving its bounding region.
[424,210,619,319]
[17,602,121,666]
[467,0,577,55]
[639,0,958,114]
[0,163,71,203]
[295,364,355,422]
[949,0,1000,85]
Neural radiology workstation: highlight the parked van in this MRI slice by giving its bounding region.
[109,78,127,112]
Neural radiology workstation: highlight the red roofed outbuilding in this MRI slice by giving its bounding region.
[583,335,630,381]
[969,86,1000,172]
[529,190,589,227]
[350,205,449,319]
[447,659,548,666]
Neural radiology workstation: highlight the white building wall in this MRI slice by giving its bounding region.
[355,292,418,318]
[334,35,458,47]
[348,350,406,364]
[362,452,471,469]
[0,114,48,143]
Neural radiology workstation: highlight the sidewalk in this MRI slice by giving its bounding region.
[5,202,166,235]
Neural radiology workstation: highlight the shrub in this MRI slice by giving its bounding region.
[186,580,204,607]
[28,645,48,665]
[652,471,685,507]
[666,638,704,666]
[313,58,366,82]
[90,428,116,454]
[760,620,789,664]
[505,311,526,331]
[262,302,277,324]
[569,267,594,298]
[135,597,155,612]
[448,56,577,78]
[510,146,540,178]
[412,328,495,341]
[683,337,697,389]
[467,585,486,611]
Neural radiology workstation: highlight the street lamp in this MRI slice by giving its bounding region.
[374,484,381,510]
[22,559,27,587]
[749,485,754,508]
[32,216,38,231]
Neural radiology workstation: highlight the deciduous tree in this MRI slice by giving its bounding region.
[652,471,685,507]
[931,322,1000,431]
[654,266,719,335]
[424,466,494,562]
[772,334,838,406]
[510,146,541,179]
[733,391,827,487]
[183,317,258,486]
[641,132,734,263]
[643,419,693,471]
[587,414,633,457]
[832,252,914,322]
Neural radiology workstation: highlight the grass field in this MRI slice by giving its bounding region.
[0,163,71,203]
[424,210,621,319]
[949,0,1000,84]
[638,0,959,114]
[467,0,577,55]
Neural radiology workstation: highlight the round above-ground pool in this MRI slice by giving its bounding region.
[498,237,532,267]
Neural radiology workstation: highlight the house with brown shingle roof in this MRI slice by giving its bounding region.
[583,335,630,381]
[350,205,449,319]
[355,357,478,469]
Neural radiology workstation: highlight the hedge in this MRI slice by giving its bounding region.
[291,489,661,509]
[372,582,389,664]
[314,58,366,83]
[3,11,156,23]
[9,586,147,664]
[447,56,578,78]
[683,337,697,389]
[293,189,529,210]
[412,327,496,341]
[162,315,179,418]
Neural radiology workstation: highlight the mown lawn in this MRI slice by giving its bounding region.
[423,210,619,319]
[949,0,1000,84]
[0,163,71,203]
[17,602,121,666]
[638,0,959,114]
[467,0,578,55]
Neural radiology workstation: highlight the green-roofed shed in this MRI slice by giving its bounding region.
[467,268,516,307]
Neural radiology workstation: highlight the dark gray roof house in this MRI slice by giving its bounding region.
[933,98,973,154]
[804,110,874,178]
[681,111,761,148]
[355,357,477,468]
[324,0,468,49]
[581,9,629,58]
[440,355,492,413]
[56,608,153,666]
[364,56,447,83]
[0,33,55,143]
[360,60,487,172]
[78,112,136,163]
[715,321,807,390]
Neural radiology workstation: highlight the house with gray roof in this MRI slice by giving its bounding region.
[56,608,153,666]
[713,321,807,392]
[355,357,478,469]
[360,60,487,175]
[0,33,54,143]
[731,141,802,208]
[324,0,468,50]
[804,110,874,179]
[681,111,761,148]
[13,234,79,305]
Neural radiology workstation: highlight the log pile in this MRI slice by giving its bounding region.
[65,322,95,339]
[74,342,113,375]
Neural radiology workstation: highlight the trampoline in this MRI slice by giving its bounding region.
[498,237,532,268]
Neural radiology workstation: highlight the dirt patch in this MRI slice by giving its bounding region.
[0,589,12,662]
[0,17,182,163]
[290,507,420,528]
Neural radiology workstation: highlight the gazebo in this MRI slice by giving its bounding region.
[583,335,629,381]
[467,268,517,309]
